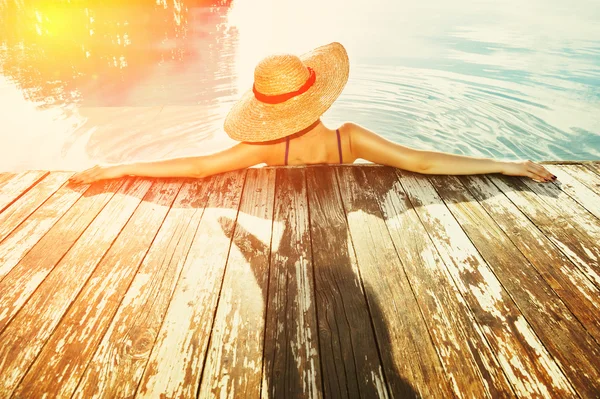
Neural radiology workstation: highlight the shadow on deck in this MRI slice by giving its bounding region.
[0,163,599,398]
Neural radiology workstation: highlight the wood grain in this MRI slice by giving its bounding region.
[490,175,600,290]
[430,174,600,397]
[0,172,72,244]
[0,172,15,187]
[0,178,151,397]
[337,166,454,398]
[0,180,94,283]
[0,179,122,323]
[519,176,600,241]
[0,170,48,213]
[545,165,600,220]
[397,170,576,398]
[461,175,600,343]
[584,162,600,176]
[72,179,214,399]
[135,171,245,399]
[198,168,276,399]
[561,164,600,196]
[366,166,514,398]
[306,166,389,399]
[261,168,323,399]
[0,164,599,398]
[14,180,182,398]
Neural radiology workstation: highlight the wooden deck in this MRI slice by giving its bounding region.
[1,163,600,398]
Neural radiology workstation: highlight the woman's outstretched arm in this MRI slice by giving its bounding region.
[347,123,556,182]
[70,142,267,184]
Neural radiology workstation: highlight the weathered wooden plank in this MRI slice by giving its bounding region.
[461,175,600,343]
[0,172,15,186]
[306,166,389,399]
[0,180,96,282]
[0,179,122,318]
[490,175,600,290]
[0,178,152,397]
[198,169,276,398]
[540,161,597,165]
[366,167,514,398]
[337,166,453,398]
[562,164,600,196]
[430,174,600,397]
[545,165,600,220]
[260,168,323,399]
[519,176,600,241]
[0,170,48,213]
[584,162,600,177]
[136,171,245,399]
[0,172,72,244]
[396,170,576,397]
[14,180,182,398]
[72,179,213,399]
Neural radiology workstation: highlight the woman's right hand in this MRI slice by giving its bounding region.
[501,160,556,183]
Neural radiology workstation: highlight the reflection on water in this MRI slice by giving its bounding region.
[0,0,599,171]
[0,0,212,107]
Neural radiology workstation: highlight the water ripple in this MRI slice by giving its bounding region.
[325,64,599,161]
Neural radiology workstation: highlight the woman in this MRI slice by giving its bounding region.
[70,42,556,184]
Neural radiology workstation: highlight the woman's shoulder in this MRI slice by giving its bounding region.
[337,122,374,150]
[337,122,370,140]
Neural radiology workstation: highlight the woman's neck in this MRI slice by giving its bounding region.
[292,120,331,141]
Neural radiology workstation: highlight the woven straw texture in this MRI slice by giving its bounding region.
[224,42,349,142]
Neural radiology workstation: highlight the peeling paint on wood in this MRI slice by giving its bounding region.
[396,170,576,397]
[0,165,599,398]
[135,171,245,399]
[545,165,600,220]
[261,168,322,399]
[198,168,276,399]
[337,166,454,398]
[490,175,600,291]
[0,178,151,397]
[306,166,391,399]
[584,162,600,177]
[0,172,73,244]
[461,175,600,344]
[366,166,513,398]
[0,170,48,213]
[430,174,600,397]
[0,172,16,186]
[562,164,600,197]
[0,179,94,282]
[14,180,182,398]
[0,179,123,322]
[520,176,600,242]
[71,179,213,399]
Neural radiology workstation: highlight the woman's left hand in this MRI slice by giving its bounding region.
[70,164,124,184]
[501,160,556,182]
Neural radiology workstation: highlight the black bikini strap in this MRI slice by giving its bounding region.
[336,129,343,164]
[285,136,290,166]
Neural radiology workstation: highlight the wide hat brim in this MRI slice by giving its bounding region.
[224,42,349,142]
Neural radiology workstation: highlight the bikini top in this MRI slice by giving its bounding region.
[284,129,343,166]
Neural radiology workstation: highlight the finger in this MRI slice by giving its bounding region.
[531,163,555,180]
[526,167,551,183]
[70,174,83,183]
[70,170,91,183]
[82,171,102,184]
[74,172,92,184]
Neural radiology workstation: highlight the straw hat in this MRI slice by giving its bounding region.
[224,42,349,142]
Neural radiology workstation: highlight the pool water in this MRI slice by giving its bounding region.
[1,0,599,172]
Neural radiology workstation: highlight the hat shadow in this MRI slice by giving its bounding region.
[215,165,420,398]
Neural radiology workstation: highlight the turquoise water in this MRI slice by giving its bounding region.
[0,0,598,171]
